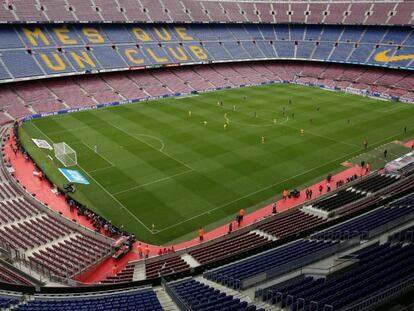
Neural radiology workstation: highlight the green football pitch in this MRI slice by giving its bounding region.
[18,83,414,245]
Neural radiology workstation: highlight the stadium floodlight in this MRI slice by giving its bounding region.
[54,142,77,167]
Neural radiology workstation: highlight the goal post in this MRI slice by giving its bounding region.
[54,142,77,167]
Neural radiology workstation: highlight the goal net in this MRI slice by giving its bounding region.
[54,142,77,167]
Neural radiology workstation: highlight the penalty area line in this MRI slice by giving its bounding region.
[87,166,114,173]
[77,166,154,233]
[79,141,116,167]
[30,123,154,234]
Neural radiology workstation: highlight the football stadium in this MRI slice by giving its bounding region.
[0,1,414,310]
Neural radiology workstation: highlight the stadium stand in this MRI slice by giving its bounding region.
[0,1,413,310]
[0,24,413,83]
[310,189,366,213]
[351,173,400,193]
[301,171,404,218]
[189,232,271,265]
[0,292,21,309]
[389,225,414,244]
[312,193,414,241]
[255,209,326,239]
[0,260,36,286]
[258,241,414,311]
[0,61,413,124]
[204,239,342,289]
[389,215,414,246]
[14,287,163,311]
[0,201,113,279]
[100,263,135,284]
[166,278,264,311]
[0,145,113,281]
[0,1,412,25]
[145,256,190,280]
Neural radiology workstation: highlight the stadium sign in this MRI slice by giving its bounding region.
[32,139,53,150]
[58,168,89,185]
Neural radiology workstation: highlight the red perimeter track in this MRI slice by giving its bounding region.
[5,129,363,284]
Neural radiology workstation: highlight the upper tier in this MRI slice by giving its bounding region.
[1,24,413,82]
[0,0,413,25]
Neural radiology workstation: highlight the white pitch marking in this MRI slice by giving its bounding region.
[112,169,193,195]
[174,94,199,99]
[47,125,92,135]
[131,133,165,151]
[219,104,359,148]
[87,166,114,174]
[155,148,363,233]
[80,141,116,166]
[108,122,194,171]
[30,122,154,233]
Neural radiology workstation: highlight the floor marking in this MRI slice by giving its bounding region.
[274,120,359,148]
[30,122,153,233]
[108,122,194,171]
[372,132,410,148]
[80,141,116,167]
[224,114,289,128]
[225,119,274,128]
[47,125,92,135]
[174,94,199,99]
[380,104,407,113]
[88,166,114,174]
[131,133,165,151]
[219,104,359,149]
[154,148,363,233]
[112,169,194,196]
[346,134,410,164]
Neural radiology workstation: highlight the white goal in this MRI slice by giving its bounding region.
[54,142,77,167]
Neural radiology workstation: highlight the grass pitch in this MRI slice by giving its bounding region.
[19,84,414,245]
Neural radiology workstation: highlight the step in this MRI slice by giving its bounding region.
[154,287,180,311]
[251,229,278,241]
[180,253,200,268]
[132,261,146,281]
[254,300,281,311]
[196,276,251,302]
[199,276,280,311]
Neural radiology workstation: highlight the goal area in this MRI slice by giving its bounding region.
[54,142,77,167]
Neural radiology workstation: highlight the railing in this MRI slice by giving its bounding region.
[0,126,115,286]
[339,275,414,311]
[216,239,355,290]
[0,258,42,287]
[162,278,192,311]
